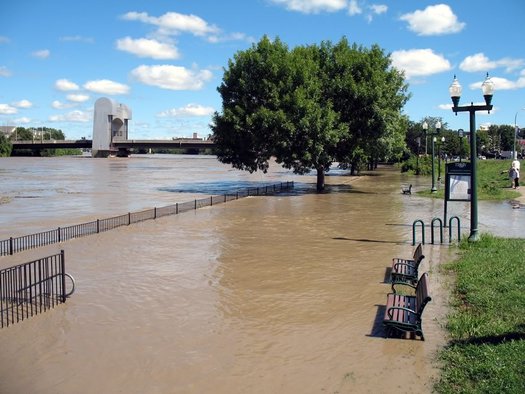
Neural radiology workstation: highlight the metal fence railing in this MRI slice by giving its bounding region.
[0,181,294,256]
[0,250,75,328]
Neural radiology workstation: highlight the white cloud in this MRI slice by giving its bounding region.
[83,79,130,95]
[130,65,213,90]
[460,53,525,73]
[370,4,387,15]
[32,49,50,59]
[469,74,525,91]
[122,11,220,37]
[271,0,347,14]
[121,11,253,44]
[52,100,75,110]
[390,49,451,79]
[55,79,80,91]
[348,0,362,15]
[0,104,17,114]
[158,103,215,117]
[0,66,11,77]
[116,37,180,59]
[49,110,90,122]
[60,35,94,44]
[12,99,32,108]
[66,94,90,103]
[14,117,31,124]
[400,4,465,36]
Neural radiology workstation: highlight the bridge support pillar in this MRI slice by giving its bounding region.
[92,97,132,158]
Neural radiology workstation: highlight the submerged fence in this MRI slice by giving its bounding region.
[0,181,294,256]
[0,250,75,328]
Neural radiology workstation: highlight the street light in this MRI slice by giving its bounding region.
[458,129,464,162]
[423,120,441,192]
[449,73,495,242]
[416,136,421,175]
[438,136,445,182]
[514,108,525,159]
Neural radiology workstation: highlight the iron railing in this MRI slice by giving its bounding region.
[0,181,294,256]
[0,250,75,328]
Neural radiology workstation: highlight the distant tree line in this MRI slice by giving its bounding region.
[7,127,81,157]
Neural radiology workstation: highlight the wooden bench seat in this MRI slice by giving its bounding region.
[383,272,431,340]
[390,243,424,287]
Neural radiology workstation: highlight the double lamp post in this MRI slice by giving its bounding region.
[448,73,495,242]
[422,120,441,193]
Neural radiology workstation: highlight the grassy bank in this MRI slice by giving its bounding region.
[435,234,525,393]
[418,159,520,200]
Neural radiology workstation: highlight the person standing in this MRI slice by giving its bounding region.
[511,156,520,189]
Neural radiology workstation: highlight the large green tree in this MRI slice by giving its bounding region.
[211,36,410,191]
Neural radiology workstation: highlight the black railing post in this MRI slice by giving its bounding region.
[97,219,100,233]
[9,237,13,255]
[58,227,61,242]
[60,250,66,303]
[154,207,157,219]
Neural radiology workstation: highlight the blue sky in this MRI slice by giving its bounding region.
[1,0,524,140]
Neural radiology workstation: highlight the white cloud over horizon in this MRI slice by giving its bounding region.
[158,103,215,117]
[122,11,220,38]
[0,66,11,77]
[66,94,90,103]
[469,73,525,91]
[55,79,80,91]
[391,48,451,79]
[32,49,50,59]
[400,4,465,36]
[460,53,525,73]
[49,110,90,123]
[0,104,17,115]
[130,65,213,90]
[83,79,130,95]
[116,37,180,59]
[271,0,347,14]
[12,99,32,108]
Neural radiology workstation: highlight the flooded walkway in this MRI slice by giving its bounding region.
[0,160,520,394]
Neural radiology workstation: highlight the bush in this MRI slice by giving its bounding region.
[399,154,433,176]
[0,134,12,157]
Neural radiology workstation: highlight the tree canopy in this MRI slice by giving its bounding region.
[0,134,12,157]
[211,36,410,191]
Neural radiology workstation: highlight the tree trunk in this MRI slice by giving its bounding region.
[316,166,325,192]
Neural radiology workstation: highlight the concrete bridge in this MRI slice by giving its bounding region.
[11,97,215,157]
[11,138,215,155]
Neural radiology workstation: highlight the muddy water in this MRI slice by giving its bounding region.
[0,155,521,393]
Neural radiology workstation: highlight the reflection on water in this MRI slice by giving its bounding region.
[0,155,522,394]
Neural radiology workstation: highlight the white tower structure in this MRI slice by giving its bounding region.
[92,97,132,157]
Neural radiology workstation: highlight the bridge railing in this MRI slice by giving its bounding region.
[0,181,294,256]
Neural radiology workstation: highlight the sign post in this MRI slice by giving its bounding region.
[444,162,472,226]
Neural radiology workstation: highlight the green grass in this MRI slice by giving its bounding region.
[417,159,520,201]
[435,234,525,393]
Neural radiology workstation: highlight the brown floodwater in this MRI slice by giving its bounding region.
[0,155,522,393]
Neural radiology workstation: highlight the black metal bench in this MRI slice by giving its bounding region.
[390,243,424,288]
[383,272,432,340]
[401,184,412,194]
